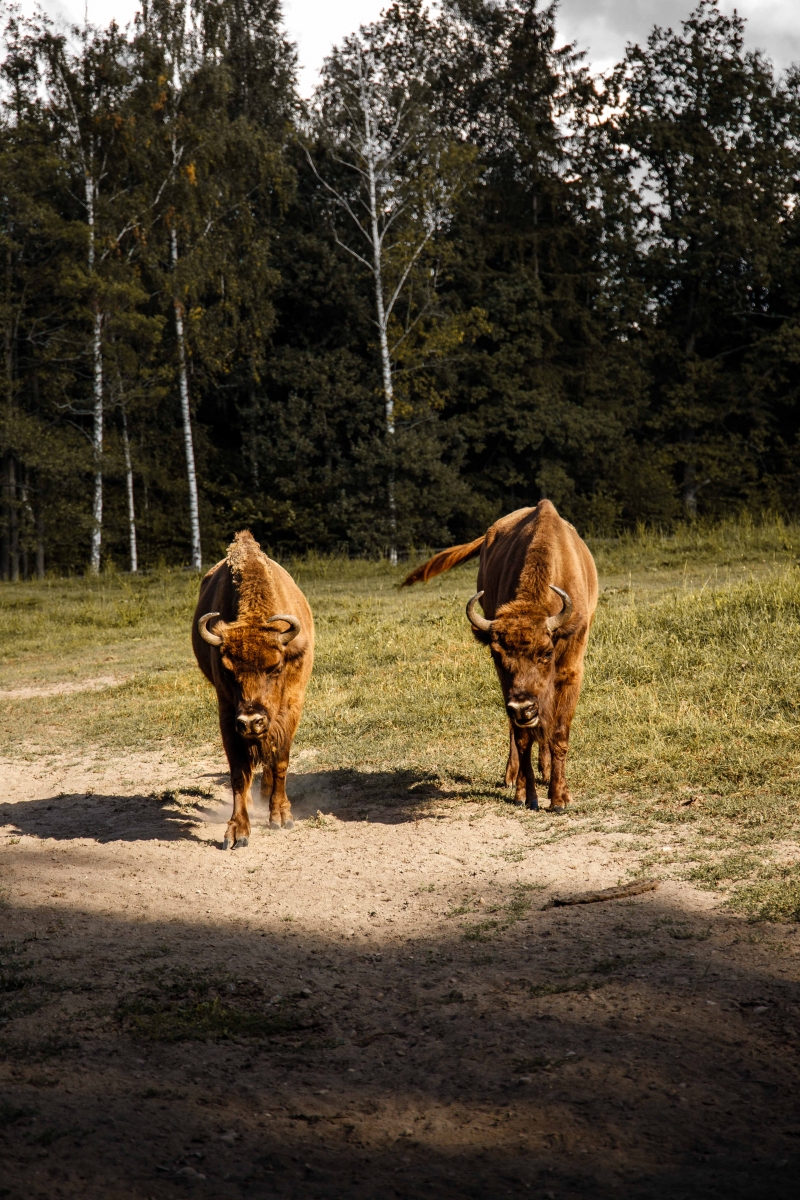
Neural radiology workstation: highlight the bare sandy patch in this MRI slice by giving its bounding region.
[0,674,131,700]
[0,751,798,1199]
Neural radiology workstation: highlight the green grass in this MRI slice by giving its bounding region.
[730,866,800,922]
[117,969,320,1043]
[2,515,800,920]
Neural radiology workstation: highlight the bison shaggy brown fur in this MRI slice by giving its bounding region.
[403,500,598,813]
[192,531,314,848]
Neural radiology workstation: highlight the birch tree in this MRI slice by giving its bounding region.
[311,1,475,562]
[136,0,291,571]
[168,223,201,570]
[35,19,152,572]
[133,0,202,569]
[119,401,137,572]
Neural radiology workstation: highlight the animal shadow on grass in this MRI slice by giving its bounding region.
[0,790,210,844]
[287,767,478,826]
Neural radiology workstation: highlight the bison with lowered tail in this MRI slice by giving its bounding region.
[403,501,597,813]
[192,531,314,848]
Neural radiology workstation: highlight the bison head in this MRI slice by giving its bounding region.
[466,587,573,729]
[197,611,301,740]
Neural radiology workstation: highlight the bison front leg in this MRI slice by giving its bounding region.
[219,701,254,850]
[512,727,538,811]
[547,733,571,813]
[504,722,519,787]
[548,668,582,814]
[536,729,551,784]
[267,750,293,831]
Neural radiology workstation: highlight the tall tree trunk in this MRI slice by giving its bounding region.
[90,303,103,572]
[1,453,11,581]
[36,502,45,581]
[681,283,698,518]
[3,453,20,582]
[3,240,13,582]
[86,173,103,574]
[20,466,32,580]
[367,154,397,566]
[120,405,138,573]
[682,457,698,518]
[170,227,202,572]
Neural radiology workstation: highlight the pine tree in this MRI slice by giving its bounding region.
[431,0,646,532]
[609,0,800,517]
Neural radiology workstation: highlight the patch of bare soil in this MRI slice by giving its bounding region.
[0,674,129,700]
[1,754,799,1199]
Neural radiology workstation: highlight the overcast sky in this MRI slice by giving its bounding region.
[30,1,800,95]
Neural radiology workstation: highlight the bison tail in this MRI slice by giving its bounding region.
[401,536,485,587]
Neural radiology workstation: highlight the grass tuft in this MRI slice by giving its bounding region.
[728,866,800,923]
[117,969,321,1043]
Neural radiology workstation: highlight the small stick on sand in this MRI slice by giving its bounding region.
[542,879,659,909]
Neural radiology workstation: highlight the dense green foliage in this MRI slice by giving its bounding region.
[2,0,799,574]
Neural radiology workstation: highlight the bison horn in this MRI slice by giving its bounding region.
[265,614,301,645]
[466,591,494,633]
[546,585,573,632]
[198,612,225,646]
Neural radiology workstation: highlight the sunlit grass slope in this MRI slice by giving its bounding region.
[2,516,799,917]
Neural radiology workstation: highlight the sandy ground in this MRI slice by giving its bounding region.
[1,750,799,1199]
[0,675,130,700]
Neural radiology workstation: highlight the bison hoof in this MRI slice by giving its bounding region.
[549,804,567,815]
[233,835,249,849]
[268,819,282,831]
[526,799,539,811]
[222,837,232,850]
[282,818,294,831]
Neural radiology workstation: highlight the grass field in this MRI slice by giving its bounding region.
[2,517,800,1199]
[2,515,800,920]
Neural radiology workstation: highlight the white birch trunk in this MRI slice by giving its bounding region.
[87,172,104,574]
[365,131,397,565]
[120,406,138,574]
[170,227,202,572]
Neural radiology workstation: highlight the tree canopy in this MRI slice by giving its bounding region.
[1,0,799,576]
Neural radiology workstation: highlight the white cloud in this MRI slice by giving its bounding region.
[557,0,800,75]
[283,1,386,96]
[18,1,800,95]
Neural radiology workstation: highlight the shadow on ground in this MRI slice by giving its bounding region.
[289,768,490,825]
[1,885,799,1198]
[0,768,486,845]
[0,791,204,844]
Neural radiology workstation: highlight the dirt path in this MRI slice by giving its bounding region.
[1,753,799,1199]
[0,675,130,701]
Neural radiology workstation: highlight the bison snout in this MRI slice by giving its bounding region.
[506,699,539,728]
[236,711,266,738]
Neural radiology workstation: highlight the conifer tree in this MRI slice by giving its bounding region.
[609,0,800,516]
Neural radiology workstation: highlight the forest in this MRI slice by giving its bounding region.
[1,0,799,575]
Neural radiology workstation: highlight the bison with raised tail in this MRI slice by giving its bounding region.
[403,501,598,813]
[192,531,314,848]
